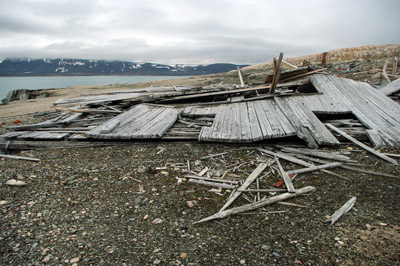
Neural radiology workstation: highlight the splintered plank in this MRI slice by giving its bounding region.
[326,123,398,165]
[219,163,268,212]
[325,197,356,225]
[194,186,316,224]
[275,158,295,192]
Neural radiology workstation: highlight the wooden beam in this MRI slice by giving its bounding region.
[325,123,398,165]
[269,52,284,93]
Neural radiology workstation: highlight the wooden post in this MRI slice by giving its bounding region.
[269,52,283,94]
[393,57,398,74]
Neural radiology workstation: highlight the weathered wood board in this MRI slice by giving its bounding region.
[86,104,179,139]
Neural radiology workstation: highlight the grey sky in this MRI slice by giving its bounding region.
[0,0,399,64]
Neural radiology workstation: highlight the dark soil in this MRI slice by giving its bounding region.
[0,143,399,265]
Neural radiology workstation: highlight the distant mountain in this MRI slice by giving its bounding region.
[0,58,248,76]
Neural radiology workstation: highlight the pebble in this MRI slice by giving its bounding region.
[294,259,302,264]
[180,253,187,258]
[261,245,271,250]
[42,255,51,263]
[70,257,80,263]
[153,259,161,265]
[186,201,194,208]
[272,252,280,257]
[0,200,9,205]
[5,179,27,187]
[152,218,163,224]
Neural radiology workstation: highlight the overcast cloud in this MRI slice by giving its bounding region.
[0,0,399,64]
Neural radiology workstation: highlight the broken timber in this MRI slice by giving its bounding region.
[219,162,268,212]
[194,186,316,224]
[325,197,356,225]
[325,123,398,165]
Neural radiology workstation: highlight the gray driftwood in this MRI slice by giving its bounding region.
[325,197,357,225]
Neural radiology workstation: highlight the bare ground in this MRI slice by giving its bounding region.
[0,142,399,265]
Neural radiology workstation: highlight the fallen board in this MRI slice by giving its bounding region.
[86,104,179,139]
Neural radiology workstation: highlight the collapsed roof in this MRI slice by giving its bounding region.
[1,58,400,151]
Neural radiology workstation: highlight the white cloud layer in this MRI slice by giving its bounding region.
[0,0,399,64]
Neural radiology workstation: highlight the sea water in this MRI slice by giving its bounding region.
[0,75,183,101]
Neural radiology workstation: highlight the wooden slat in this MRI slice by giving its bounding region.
[325,123,398,165]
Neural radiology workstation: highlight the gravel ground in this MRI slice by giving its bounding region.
[0,142,399,266]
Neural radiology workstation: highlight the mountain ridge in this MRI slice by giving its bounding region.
[0,58,248,76]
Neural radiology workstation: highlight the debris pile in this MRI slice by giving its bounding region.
[1,54,400,151]
[179,146,397,224]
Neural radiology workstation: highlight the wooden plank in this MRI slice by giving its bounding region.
[275,157,296,192]
[219,162,268,212]
[194,186,316,224]
[246,102,264,141]
[258,148,346,179]
[55,108,122,114]
[185,175,239,185]
[279,146,354,162]
[0,154,40,162]
[238,66,245,87]
[326,75,400,146]
[188,179,236,189]
[237,188,287,193]
[366,129,386,148]
[259,100,287,138]
[325,123,398,165]
[254,100,275,139]
[274,97,318,148]
[281,60,298,69]
[325,197,356,225]
[379,78,400,96]
[286,162,341,175]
